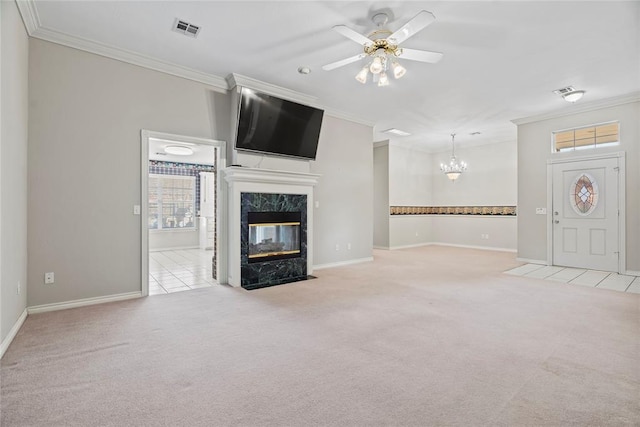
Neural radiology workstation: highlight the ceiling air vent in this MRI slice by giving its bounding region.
[173,18,201,38]
[553,86,576,95]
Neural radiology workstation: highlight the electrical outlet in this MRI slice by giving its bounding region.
[347,243,352,250]
[17,281,21,295]
[133,205,141,215]
[44,272,55,284]
[335,244,340,251]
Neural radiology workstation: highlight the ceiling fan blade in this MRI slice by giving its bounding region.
[388,10,436,45]
[332,25,372,46]
[322,53,367,71]
[398,48,443,63]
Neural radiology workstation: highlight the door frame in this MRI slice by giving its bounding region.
[140,130,227,296]
[546,151,626,273]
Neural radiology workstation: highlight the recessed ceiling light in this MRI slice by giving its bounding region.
[382,128,411,136]
[164,145,193,156]
[562,90,585,103]
[298,66,311,75]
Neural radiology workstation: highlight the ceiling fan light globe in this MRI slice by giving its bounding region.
[378,72,389,87]
[392,62,406,79]
[370,57,383,74]
[355,67,369,84]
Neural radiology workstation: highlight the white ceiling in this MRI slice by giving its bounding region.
[26,1,640,152]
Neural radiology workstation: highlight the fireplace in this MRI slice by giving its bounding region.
[248,211,301,263]
[240,192,308,289]
[224,167,319,288]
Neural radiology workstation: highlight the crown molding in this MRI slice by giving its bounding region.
[15,0,40,35]
[17,0,374,129]
[323,108,375,127]
[227,73,318,105]
[30,26,228,91]
[512,92,640,126]
[227,74,374,127]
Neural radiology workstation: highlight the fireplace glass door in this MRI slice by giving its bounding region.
[247,212,301,263]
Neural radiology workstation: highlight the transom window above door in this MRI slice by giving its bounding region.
[553,122,619,152]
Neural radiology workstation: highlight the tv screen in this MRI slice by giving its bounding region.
[235,87,324,160]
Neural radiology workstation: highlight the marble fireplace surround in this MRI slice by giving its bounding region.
[224,166,320,288]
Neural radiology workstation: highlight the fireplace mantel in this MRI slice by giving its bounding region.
[224,167,320,287]
[224,166,320,187]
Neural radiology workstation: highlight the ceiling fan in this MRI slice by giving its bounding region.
[322,10,443,86]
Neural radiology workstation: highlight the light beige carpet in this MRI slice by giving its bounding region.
[2,246,639,426]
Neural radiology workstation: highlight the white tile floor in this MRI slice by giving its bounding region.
[505,263,640,294]
[149,249,216,295]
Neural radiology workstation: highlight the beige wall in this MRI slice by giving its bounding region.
[373,143,389,248]
[27,39,228,307]
[517,100,640,271]
[1,0,29,343]
[0,2,29,346]
[27,39,375,306]
[311,115,374,266]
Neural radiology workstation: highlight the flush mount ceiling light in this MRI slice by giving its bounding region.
[164,145,193,156]
[440,133,467,182]
[554,86,585,103]
[382,128,411,136]
[322,10,443,87]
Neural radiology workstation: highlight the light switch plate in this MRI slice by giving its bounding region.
[535,208,547,215]
[133,205,141,215]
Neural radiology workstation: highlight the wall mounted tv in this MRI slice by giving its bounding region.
[235,87,324,160]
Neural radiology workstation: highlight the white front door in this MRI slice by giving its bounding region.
[552,157,619,272]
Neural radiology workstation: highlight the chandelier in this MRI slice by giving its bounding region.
[440,133,467,182]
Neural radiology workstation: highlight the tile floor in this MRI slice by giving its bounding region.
[149,249,216,295]
[505,263,640,294]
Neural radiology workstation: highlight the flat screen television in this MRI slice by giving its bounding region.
[235,87,324,160]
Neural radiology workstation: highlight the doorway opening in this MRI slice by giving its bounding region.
[141,130,226,296]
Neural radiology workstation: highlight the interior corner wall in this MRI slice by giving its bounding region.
[1,0,29,342]
[385,140,517,251]
[27,39,230,307]
[310,115,373,266]
[373,143,390,248]
[388,143,433,248]
[430,140,517,251]
[517,100,640,270]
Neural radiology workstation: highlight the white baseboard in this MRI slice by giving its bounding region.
[432,242,517,253]
[27,291,142,315]
[626,269,640,276]
[389,243,433,250]
[388,242,516,253]
[1,308,28,359]
[313,257,374,271]
[373,245,390,250]
[149,246,199,252]
[516,257,547,264]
